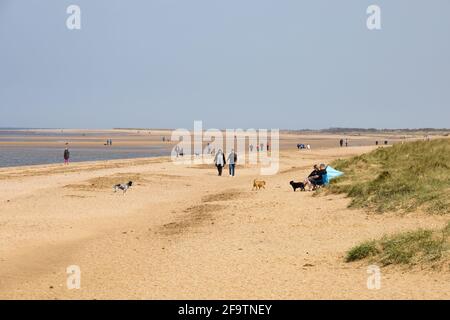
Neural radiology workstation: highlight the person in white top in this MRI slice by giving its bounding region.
[214,149,226,176]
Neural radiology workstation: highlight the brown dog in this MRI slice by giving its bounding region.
[252,179,266,190]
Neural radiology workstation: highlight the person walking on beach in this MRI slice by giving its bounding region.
[340,139,344,147]
[214,149,226,176]
[227,149,237,177]
[63,147,70,165]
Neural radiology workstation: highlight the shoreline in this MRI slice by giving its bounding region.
[1,130,443,170]
[0,155,173,175]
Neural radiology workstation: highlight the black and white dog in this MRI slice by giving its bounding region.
[113,181,133,194]
[290,180,306,192]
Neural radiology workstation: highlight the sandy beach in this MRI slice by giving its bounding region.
[0,133,448,300]
[3,1,450,304]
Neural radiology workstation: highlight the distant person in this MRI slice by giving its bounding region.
[340,139,344,147]
[214,149,226,176]
[345,139,348,147]
[63,148,70,165]
[260,143,264,151]
[110,139,112,146]
[267,144,270,151]
[306,144,311,150]
[256,145,260,152]
[227,149,237,177]
[297,144,300,150]
[249,144,254,152]
[384,140,388,145]
[375,141,379,146]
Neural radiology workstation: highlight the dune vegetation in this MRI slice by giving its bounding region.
[329,138,450,215]
[331,138,450,266]
[345,222,450,267]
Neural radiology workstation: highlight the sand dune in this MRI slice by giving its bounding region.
[0,141,448,299]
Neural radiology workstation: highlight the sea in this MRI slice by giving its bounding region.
[0,129,171,168]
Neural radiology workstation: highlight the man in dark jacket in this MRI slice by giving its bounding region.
[305,164,327,190]
[308,164,319,179]
[309,164,327,189]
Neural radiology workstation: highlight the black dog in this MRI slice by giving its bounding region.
[113,181,133,194]
[290,181,305,192]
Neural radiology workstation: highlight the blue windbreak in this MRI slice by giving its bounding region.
[323,166,344,185]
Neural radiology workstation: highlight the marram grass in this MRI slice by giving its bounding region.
[346,222,450,266]
[329,139,450,214]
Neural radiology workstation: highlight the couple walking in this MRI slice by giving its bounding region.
[214,149,237,177]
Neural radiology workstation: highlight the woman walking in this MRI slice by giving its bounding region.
[214,149,226,176]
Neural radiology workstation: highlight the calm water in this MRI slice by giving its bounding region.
[0,129,171,168]
[0,146,171,168]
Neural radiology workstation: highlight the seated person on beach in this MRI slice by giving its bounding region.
[303,164,318,190]
[305,164,327,190]
[308,164,319,178]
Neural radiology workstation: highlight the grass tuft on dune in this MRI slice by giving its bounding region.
[346,222,450,266]
[329,139,450,214]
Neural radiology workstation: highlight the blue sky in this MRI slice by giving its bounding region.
[0,0,449,129]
